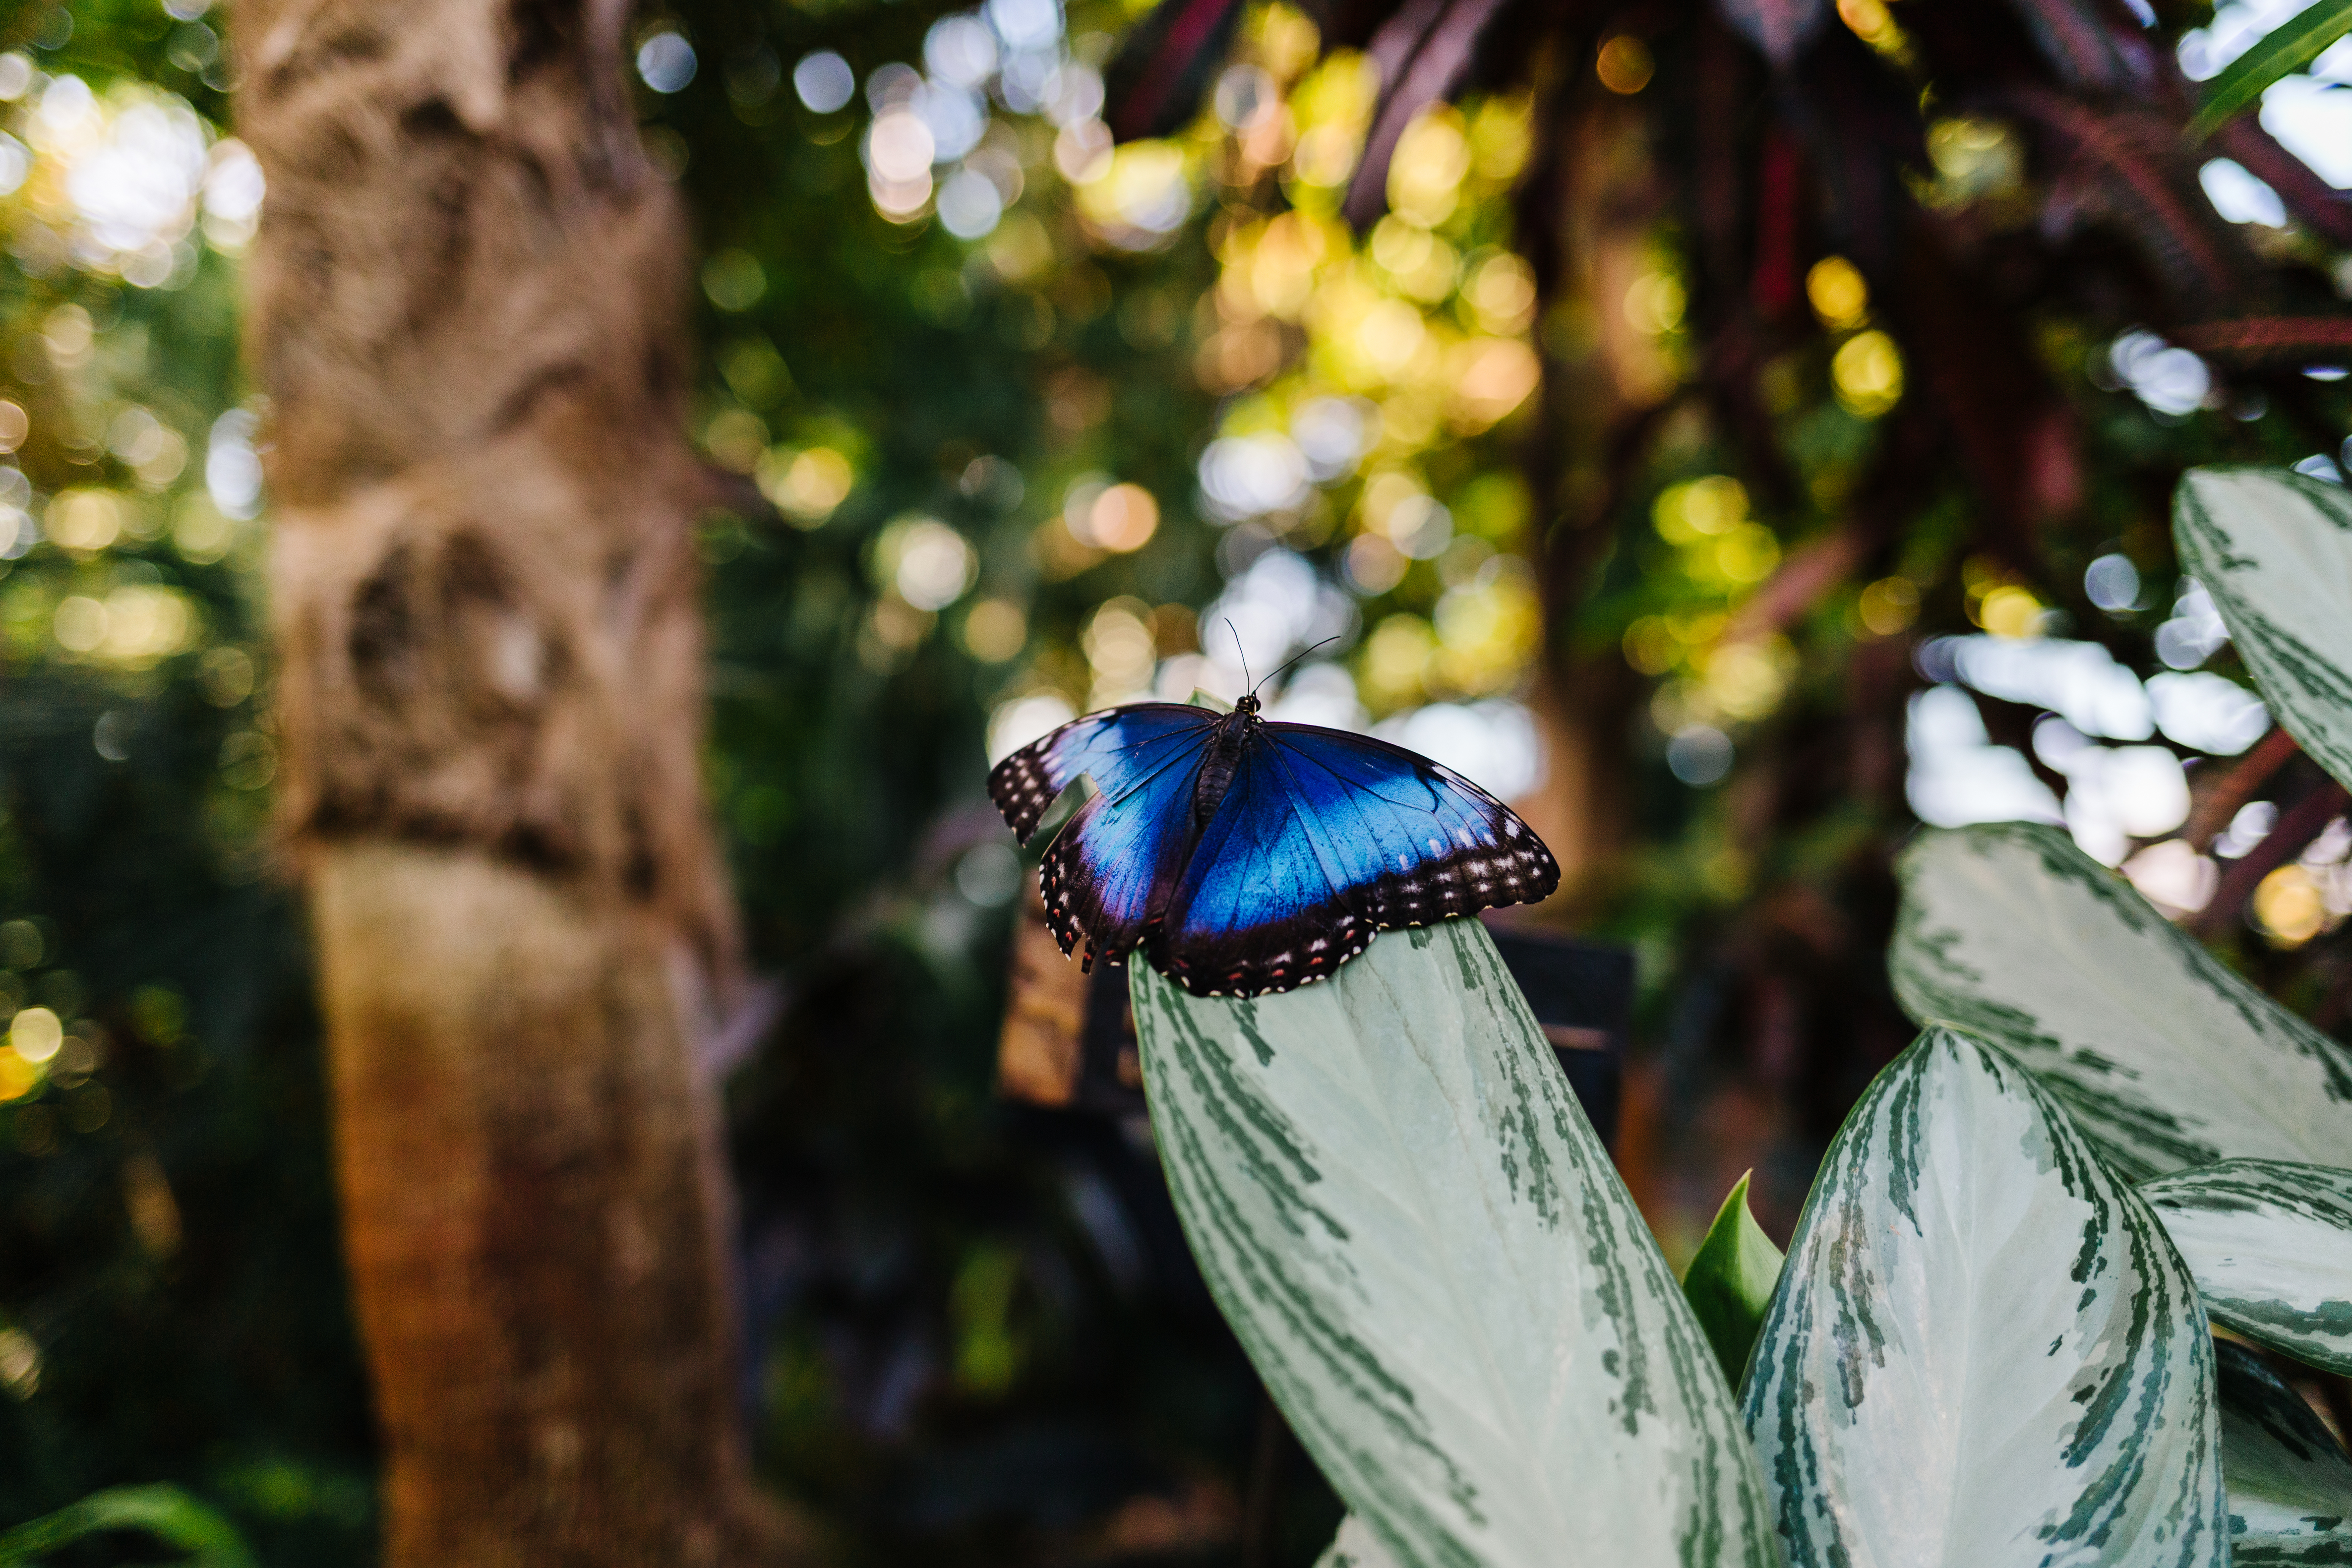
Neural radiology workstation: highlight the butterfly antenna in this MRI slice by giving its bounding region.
[1253,635,1344,699]
[1227,619,1251,693]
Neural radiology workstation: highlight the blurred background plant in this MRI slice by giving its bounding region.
[0,0,2344,1559]
[1069,0,2352,1266]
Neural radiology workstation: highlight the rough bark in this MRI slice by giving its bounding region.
[231,3,801,1561]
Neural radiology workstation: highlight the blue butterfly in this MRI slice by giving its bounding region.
[988,695,1560,997]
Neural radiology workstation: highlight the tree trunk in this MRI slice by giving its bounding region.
[232,3,801,1562]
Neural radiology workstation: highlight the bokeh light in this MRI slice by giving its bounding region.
[794,51,855,114]
[757,447,855,526]
[10,1005,60,1065]
[1830,330,1903,418]
[1595,36,1655,95]
[636,31,697,94]
[877,517,977,612]
[1805,257,1869,330]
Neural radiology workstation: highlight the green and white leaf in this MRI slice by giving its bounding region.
[1314,1514,1406,1568]
[2213,1338,2352,1564]
[1134,919,1779,1568]
[1892,822,2352,1181]
[1681,1170,1784,1392]
[2173,468,2352,792]
[1745,1025,2226,1568]
[2141,1159,2352,1375]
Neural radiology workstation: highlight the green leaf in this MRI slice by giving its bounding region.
[2141,1159,2352,1375]
[2187,0,2352,139]
[2174,468,2352,793]
[0,1484,255,1568]
[1891,822,2352,1180]
[1680,1170,1784,1393]
[1133,919,1779,1568]
[2213,1338,2352,1564]
[1745,1025,2227,1567]
[1313,1514,1405,1568]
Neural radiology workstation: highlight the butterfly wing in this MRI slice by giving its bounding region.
[1038,740,1210,962]
[987,703,1219,844]
[989,703,1222,963]
[1147,723,1559,996]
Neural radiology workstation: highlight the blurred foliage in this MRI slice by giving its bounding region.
[0,1482,254,1567]
[1071,0,2352,1263]
[0,0,2347,1560]
[0,0,1339,1560]
[0,3,374,1564]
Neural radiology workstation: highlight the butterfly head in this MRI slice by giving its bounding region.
[1234,693,1262,718]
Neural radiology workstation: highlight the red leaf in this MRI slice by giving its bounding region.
[2001,0,2160,93]
[1339,0,1514,229]
[1782,31,1923,280]
[1889,215,2086,552]
[1749,131,1806,318]
[1714,0,1829,67]
[1722,526,1873,644]
[2213,117,2352,249]
[1103,0,1252,143]
[1360,0,1451,92]
[2172,317,2352,369]
[2193,775,2352,940]
[2005,90,2254,304]
[2183,725,2297,850]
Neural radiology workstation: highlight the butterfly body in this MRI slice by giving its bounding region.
[988,695,1560,998]
[1183,706,1251,831]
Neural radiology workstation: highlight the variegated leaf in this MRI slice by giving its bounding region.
[1745,1025,2226,1567]
[2214,1338,2352,1565]
[1314,1514,1406,1568]
[1133,920,1779,1568]
[2141,1160,2352,1375]
[2174,468,2352,793]
[1892,822,2352,1181]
